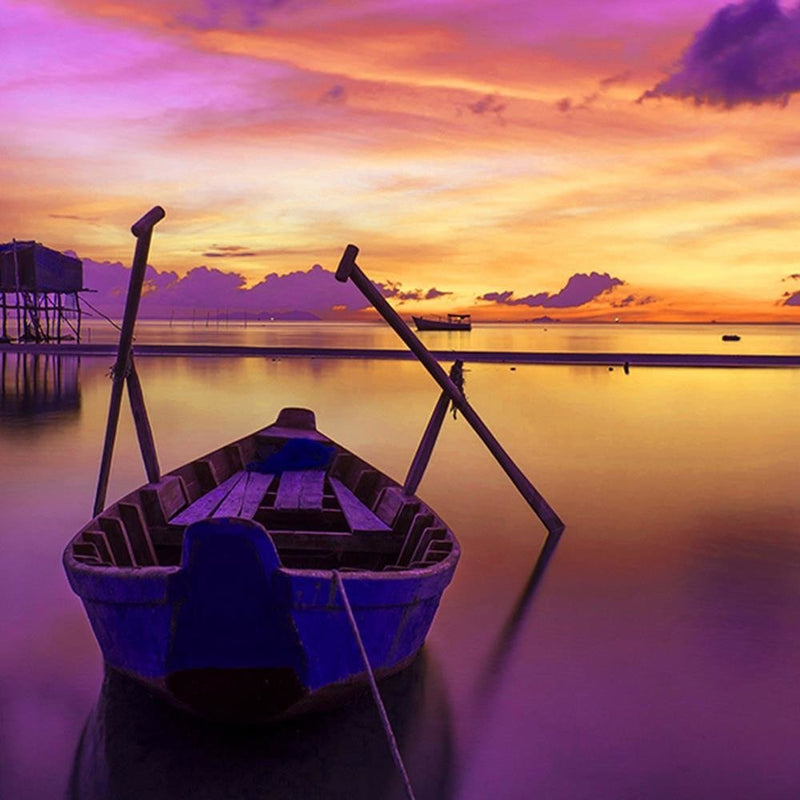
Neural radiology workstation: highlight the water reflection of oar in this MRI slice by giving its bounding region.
[476,526,562,703]
[93,206,165,516]
[336,244,564,537]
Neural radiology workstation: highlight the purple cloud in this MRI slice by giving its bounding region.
[79,259,455,318]
[783,292,800,306]
[478,272,624,308]
[640,0,800,107]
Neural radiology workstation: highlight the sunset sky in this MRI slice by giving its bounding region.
[4,0,800,321]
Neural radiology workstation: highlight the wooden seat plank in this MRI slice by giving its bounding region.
[270,530,398,553]
[330,478,391,533]
[170,472,246,526]
[275,470,326,511]
[240,472,274,518]
[212,473,250,518]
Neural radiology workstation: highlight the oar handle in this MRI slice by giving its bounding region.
[336,244,565,536]
[131,206,166,238]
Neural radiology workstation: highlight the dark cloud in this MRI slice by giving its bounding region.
[180,0,291,31]
[611,293,658,308]
[599,70,632,89]
[557,71,630,113]
[783,291,800,306]
[478,272,624,308]
[782,273,800,280]
[203,245,259,258]
[49,213,100,223]
[320,85,347,104]
[556,91,599,112]
[462,94,507,123]
[639,0,800,107]
[377,281,453,304]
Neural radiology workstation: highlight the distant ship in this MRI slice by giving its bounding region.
[722,334,741,342]
[412,314,471,332]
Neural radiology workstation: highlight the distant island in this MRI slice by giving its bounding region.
[527,315,561,324]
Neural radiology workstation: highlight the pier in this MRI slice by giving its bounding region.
[0,241,85,343]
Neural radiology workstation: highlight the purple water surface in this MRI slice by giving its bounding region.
[1,326,799,799]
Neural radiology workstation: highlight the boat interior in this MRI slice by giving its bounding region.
[70,417,456,573]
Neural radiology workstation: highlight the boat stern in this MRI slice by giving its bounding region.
[164,517,309,721]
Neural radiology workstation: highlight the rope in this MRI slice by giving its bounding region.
[77,295,123,332]
[333,571,417,800]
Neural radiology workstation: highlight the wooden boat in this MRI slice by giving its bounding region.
[63,407,460,723]
[412,313,471,332]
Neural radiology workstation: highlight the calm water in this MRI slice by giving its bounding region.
[1,323,799,799]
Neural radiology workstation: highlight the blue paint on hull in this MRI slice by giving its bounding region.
[64,517,459,719]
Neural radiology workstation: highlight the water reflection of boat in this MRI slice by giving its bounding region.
[0,351,80,418]
[66,651,454,800]
[412,314,471,332]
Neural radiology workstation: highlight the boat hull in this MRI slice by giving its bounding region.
[412,315,471,331]
[65,516,458,723]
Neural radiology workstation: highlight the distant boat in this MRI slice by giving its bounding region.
[722,334,741,342]
[412,313,471,331]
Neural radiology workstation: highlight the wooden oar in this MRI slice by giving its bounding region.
[93,206,165,516]
[336,244,565,536]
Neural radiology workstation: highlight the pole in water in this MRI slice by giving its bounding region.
[404,359,464,496]
[93,206,165,516]
[334,572,417,800]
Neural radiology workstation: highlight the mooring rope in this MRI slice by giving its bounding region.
[333,571,417,800]
[78,295,123,332]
